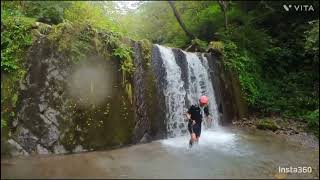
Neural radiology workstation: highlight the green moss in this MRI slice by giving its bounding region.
[112,45,135,84]
[139,39,152,68]
[60,89,134,150]
[48,22,94,63]
[208,41,224,55]
[256,119,279,131]
[191,38,208,52]
[58,56,134,151]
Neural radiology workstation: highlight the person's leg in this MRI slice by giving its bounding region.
[191,133,197,141]
[189,133,196,147]
[195,125,201,143]
[192,124,200,144]
[196,136,200,143]
[188,124,196,147]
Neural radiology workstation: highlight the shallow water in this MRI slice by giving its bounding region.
[1,127,319,179]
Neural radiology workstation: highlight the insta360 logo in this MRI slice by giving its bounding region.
[283,4,315,12]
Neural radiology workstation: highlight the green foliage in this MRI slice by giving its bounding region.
[1,11,35,72]
[1,118,7,129]
[64,2,118,31]
[117,1,191,47]
[304,109,319,136]
[113,45,133,60]
[23,1,71,25]
[217,2,319,135]
[223,40,263,108]
[1,69,26,131]
[113,45,135,84]
[140,39,152,67]
[1,1,71,25]
[191,38,208,51]
[1,5,33,131]
[304,20,319,64]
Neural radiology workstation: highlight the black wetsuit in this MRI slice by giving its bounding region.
[187,104,210,137]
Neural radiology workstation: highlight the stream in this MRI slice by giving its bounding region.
[2,126,319,179]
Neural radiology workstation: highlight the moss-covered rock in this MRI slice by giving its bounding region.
[1,19,138,156]
[207,41,224,57]
[185,38,208,52]
[139,39,152,69]
[256,119,279,131]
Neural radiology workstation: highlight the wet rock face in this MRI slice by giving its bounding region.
[11,37,70,155]
[132,42,167,143]
[14,126,39,153]
[205,53,245,124]
[132,42,150,143]
[7,35,134,156]
[149,45,168,139]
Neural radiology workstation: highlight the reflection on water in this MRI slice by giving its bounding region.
[1,127,319,179]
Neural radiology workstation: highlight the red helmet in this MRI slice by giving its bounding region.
[199,95,209,105]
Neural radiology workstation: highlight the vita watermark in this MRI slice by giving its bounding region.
[283,4,315,12]
[278,166,313,174]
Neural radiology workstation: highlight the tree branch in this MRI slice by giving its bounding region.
[168,1,195,39]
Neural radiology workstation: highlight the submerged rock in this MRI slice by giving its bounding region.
[36,144,50,155]
[14,126,39,154]
[72,145,87,153]
[40,125,60,148]
[53,143,67,154]
[140,132,152,144]
[7,139,29,156]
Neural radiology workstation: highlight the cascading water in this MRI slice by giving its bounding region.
[201,53,220,128]
[155,45,220,138]
[184,51,220,128]
[155,45,187,137]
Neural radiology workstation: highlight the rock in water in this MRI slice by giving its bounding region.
[140,133,152,144]
[7,139,29,156]
[36,144,49,155]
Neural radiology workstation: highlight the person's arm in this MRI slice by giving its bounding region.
[204,106,213,125]
[185,107,195,125]
[184,107,192,121]
[204,106,210,117]
[185,113,191,121]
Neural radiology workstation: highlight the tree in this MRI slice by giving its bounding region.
[168,1,195,39]
[217,0,229,30]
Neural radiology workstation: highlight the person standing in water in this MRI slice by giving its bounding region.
[185,95,212,148]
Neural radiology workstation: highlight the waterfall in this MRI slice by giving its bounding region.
[184,52,220,128]
[201,53,220,128]
[154,45,220,138]
[156,45,187,137]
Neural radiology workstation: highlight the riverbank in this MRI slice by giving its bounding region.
[232,116,319,150]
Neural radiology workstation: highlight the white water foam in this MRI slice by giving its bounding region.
[156,45,187,137]
[159,128,246,156]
